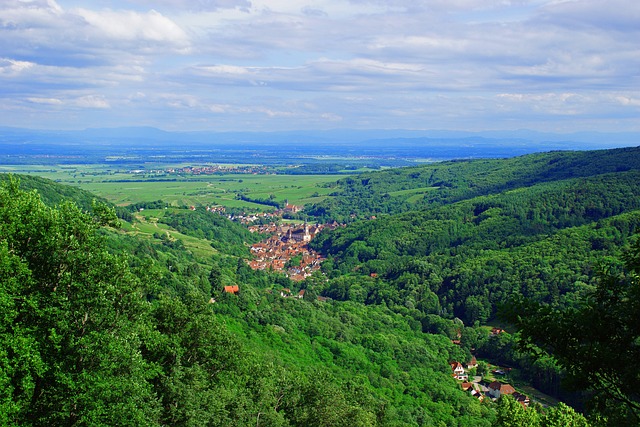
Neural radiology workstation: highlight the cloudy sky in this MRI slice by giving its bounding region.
[1,0,638,132]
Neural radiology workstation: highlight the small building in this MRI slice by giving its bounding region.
[512,392,530,407]
[450,361,468,381]
[223,285,239,295]
[470,389,485,401]
[283,200,302,213]
[467,355,478,370]
[487,381,515,399]
[280,288,292,297]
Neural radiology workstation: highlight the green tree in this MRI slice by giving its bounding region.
[0,177,160,425]
[503,237,640,425]
[496,395,540,427]
[542,402,589,427]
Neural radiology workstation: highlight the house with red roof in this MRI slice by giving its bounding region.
[487,381,516,399]
[223,285,239,295]
[467,355,478,370]
[450,361,468,381]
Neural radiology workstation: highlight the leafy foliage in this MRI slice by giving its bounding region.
[4,143,640,425]
[0,176,495,426]
[503,238,640,425]
[159,208,261,256]
[305,146,640,221]
[0,177,159,425]
[312,171,640,323]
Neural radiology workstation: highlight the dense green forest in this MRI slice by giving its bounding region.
[0,177,493,426]
[159,209,262,256]
[2,145,639,426]
[311,171,640,321]
[304,147,640,221]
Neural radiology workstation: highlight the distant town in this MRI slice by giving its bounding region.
[202,201,344,281]
[247,221,342,281]
[131,165,272,175]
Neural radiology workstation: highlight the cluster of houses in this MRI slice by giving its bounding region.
[247,222,341,281]
[207,201,304,225]
[233,211,279,224]
[201,203,303,225]
[159,165,270,175]
[236,201,305,225]
[450,357,530,408]
[205,205,226,213]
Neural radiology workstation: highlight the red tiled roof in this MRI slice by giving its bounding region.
[500,384,516,395]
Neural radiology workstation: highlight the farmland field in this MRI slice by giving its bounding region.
[0,163,342,209]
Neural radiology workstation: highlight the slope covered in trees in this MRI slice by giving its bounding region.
[0,173,109,212]
[311,170,640,321]
[503,238,640,426]
[159,209,262,256]
[0,176,495,426]
[305,146,640,221]
[3,140,639,426]
[300,146,640,424]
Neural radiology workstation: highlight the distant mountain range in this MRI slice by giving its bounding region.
[1,126,638,165]
[1,126,638,145]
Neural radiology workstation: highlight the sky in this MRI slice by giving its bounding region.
[0,0,639,132]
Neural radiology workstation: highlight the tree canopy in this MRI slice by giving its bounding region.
[502,238,640,425]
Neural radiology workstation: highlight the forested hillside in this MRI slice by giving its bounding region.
[0,173,108,211]
[305,146,640,221]
[0,176,494,426]
[311,170,640,322]
[2,142,638,426]
[302,146,640,424]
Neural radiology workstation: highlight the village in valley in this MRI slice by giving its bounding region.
[211,200,543,411]
[132,164,271,175]
[243,202,343,281]
[246,221,339,281]
[207,201,343,282]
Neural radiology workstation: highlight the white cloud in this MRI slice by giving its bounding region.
[0,0,638,131]
[0,58,36,75]
[27,96,63,105]
[124,0,251,12]
[197,64,254,75]
[0,2,191,63]
[74,8,189,45]
[74,95,110,108]
[615,96,640,107]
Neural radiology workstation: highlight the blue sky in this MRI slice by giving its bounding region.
[1,0,638,132]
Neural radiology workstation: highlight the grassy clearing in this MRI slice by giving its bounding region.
[83,175,339,209]
[127,213,219,259]
[518,385,560,408]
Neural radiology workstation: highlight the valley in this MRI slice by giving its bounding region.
[1,144,639,426]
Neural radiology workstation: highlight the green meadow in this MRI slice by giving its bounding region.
[119,210,220,259]
[0,163,342,210]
